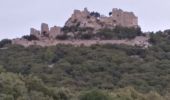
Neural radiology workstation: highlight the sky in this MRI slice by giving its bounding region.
[0,0,170,40]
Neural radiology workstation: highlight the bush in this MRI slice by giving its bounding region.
[90,12,100,18]
[22,35,39,41]
[113,26,142,39]
[79,33,94,40]
[97,29,115,39]
[80,90,111,100]
[56,34,69,40]
[0,39,11,48]
[96,26,142,40]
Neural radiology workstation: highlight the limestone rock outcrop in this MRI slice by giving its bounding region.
[65,8,138,30]
[65,8,102,30]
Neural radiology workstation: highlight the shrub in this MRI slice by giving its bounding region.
[56,34,69,40]
[97,29,115,39]
[113,26,142,39]
[80,90,111,100]
[22,35,39,41]
[90,12,100,18]
[96,26,142,40]
[0,39,11,48]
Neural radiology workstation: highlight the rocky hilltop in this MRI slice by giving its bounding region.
[12,8,149,47]
[65,8,138,29]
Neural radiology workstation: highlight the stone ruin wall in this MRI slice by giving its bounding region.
[65,8,138,29]
[31,23,61,40]
[12,36,150,48]
[110,8,138,27]
[11,8,149,48]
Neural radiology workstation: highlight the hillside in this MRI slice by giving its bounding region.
[1,8,170,100]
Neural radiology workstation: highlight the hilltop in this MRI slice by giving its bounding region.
[10,8,150,47]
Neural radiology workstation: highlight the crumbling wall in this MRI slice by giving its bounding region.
[65,8,138,30]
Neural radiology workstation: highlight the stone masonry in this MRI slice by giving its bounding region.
[65,8,138,30]
[12,8,150,48]
[30,23,61,39]
[41,23,50,36]
[49,26,61,39]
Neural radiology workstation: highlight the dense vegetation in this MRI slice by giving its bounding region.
[0,39,11,48]
[58,26,142,40]
[1,30,170,99]
[97,26,142,39]
[22,35,39,41]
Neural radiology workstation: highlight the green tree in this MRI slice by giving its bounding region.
[80,90,111,100]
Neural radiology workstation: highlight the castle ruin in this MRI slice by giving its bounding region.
[65,8,138,30]
[12,8,149,48]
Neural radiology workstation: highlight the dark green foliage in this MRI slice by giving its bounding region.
[97,29,115,39]
[0,39,11,48]
[1,30,170,99]
[62,26,78,33]
[61,26,94,40]
[56,34,69,40]
[61,26,142,40]
[62,26,94,33]
[78,33,94,40]
[113,26,142,39]
[0,41,169,94]
[22,35,39,41]
[109,12,112,16]
[80,90,111,100]
[97,26,142,39]
[90,12,100,18]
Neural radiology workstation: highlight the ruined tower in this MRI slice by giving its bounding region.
[41,23,50,36]
[65,8,138,30]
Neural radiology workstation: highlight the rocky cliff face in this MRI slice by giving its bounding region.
[65,8,138,30]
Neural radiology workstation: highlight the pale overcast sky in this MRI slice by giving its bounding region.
[0,0,170,40]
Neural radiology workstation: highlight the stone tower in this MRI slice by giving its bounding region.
[110,8,138,27]
[41,23,50,36]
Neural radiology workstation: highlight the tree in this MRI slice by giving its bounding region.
[80,90,111,100]
[56,34,69,40]
[0,73,28,99]
[22,35,39,41]
[0,39,11,48]
[90,12,100,18]
[109,12,112,16]
[96,28,115,39]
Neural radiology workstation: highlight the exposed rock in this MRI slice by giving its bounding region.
[65,8,101,30]
[65,8,138,30]
[11,8,149,48]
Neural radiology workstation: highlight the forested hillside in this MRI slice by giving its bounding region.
[0,30,170,100]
